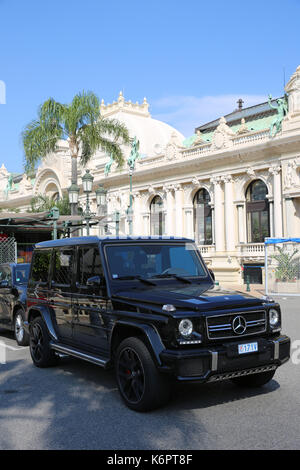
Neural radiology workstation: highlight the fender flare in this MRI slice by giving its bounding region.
[110,320,165,366]
[27,305,58,341]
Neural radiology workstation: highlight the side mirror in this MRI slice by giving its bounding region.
[86,275,102,287]
[208,269,215,281]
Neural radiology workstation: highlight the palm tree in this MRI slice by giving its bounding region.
[28,194,72,215]
[22,91,130,213]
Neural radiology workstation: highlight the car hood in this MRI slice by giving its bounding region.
[113,283,265,313]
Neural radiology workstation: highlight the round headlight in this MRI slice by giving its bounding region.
[178,319,193,337]
[269,309,280,327]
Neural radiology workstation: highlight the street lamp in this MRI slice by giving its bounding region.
[81,169,94,236]
[127,137,140,236]
[96,184,107,235]
[127,167,134,235]
[67,183,80,205]
[95,184,107,208]
[67,183,80,237]
[82,169,94,193]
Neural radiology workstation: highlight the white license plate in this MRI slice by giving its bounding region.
[238,342,258,355]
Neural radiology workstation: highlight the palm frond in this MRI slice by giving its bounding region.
[23,98,65,172]
[79,117,130,167]
[28,194,71,215]
[97,117,130,144]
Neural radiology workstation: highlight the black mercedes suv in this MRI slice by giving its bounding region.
[0,262,30,346]
[24,237,290,411]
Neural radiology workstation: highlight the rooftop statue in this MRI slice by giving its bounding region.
[236,118,249,135]
[104,153,114,177]
[192,130,205,146]
[127,136,140,171]
[268,94,288,137]
[4,173,13,196]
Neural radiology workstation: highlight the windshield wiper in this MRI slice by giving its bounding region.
[153,274,192,284]
[115,275,156,286]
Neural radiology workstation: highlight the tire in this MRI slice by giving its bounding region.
[29,317,58,368]
[14,310,29,346]
[115,337,171,412]
[231,369,276,388]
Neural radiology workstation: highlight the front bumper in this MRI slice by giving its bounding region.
[159,334,290,382]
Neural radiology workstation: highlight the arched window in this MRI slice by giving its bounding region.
[150,196,165,236]
[51,192,60,202]
[246,180,270,243]
[193,188,212,245]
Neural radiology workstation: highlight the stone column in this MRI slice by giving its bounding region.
[285,197,295,237]
[210,204,215,244]
[164,185,174,235]
[174,184,183,237]
[237,203,246,244]
[269,200,274,237]
[269,166,283,238]
[142,212,150,236]
[223,175,236,251]
[211,177,225,252]
[184,207,194,239]
[133,191,142,235]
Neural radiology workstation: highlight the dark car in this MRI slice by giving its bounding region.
[24,237,290,411]
[0,262,30,346]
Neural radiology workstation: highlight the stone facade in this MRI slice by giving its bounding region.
[1,68,300,285]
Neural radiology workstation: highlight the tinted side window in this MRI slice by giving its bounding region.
[52,248,74,286]
[77,246,103,285]
[29,250,52,286]
[15,265,30,284]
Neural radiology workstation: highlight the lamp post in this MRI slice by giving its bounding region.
[96,184,107,235]
[67,183,80,237]
[82,169,94,236]
[68,183,80,206]
[127,167,134,235]
[127,137,140,236]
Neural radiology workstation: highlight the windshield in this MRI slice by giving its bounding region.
[15,264,30,285]
[105,243,207,280]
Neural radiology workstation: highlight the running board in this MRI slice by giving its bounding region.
[51,343,109,368]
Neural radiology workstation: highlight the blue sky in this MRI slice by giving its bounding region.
[0,0,300,173]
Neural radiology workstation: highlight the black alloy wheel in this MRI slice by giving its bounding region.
[29,317,58,368]
[115,337,171,412]
[117,347,145,405]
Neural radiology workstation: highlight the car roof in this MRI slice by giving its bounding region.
[35,236,195,249]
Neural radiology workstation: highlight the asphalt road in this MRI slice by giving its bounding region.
[0,297,299,450]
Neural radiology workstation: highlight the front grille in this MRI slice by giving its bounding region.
[206,310,266,340]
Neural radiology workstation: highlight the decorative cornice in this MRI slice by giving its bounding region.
[269,165,281,176]
[210,176,222,185]
[222,174,233,184]
[100,92,150,118]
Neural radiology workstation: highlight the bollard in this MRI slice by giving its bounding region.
[246,276,251,292]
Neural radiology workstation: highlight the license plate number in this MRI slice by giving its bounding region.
[238,342,258,354]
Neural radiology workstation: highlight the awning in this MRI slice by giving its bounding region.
[265,237,300,245]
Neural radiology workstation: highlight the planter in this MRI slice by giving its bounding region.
[274,281,299,293]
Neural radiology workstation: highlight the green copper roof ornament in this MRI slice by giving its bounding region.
[268,94,288,137]
[104,153,114,177]
[127,136,140,171]
[4,174,13,197]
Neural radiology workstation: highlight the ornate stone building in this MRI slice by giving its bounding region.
[1,66,300,284]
